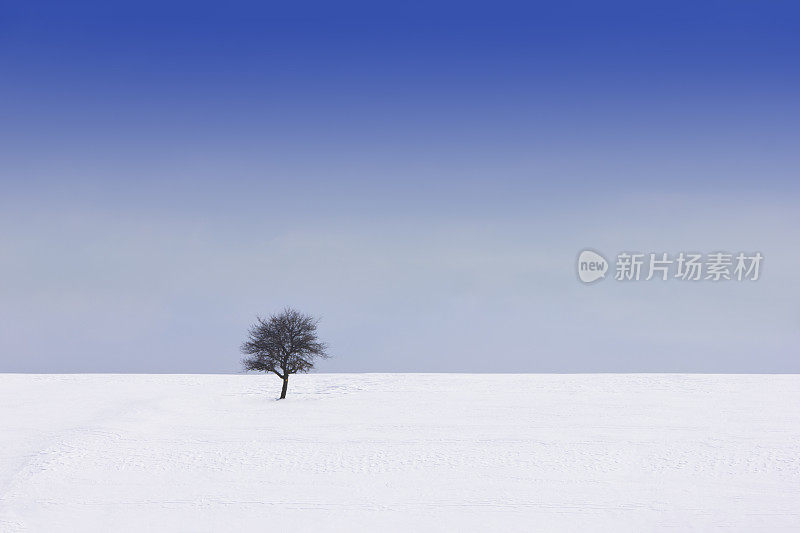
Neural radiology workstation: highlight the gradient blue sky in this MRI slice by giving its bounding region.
[1,1,798,372]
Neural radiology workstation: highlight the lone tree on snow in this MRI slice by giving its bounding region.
[241,308,329,399]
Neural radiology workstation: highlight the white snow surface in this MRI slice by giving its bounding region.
[1,373,799,532]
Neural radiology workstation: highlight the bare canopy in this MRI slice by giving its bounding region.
[241,308,329,399]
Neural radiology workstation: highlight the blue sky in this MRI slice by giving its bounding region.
[1,1,798,372]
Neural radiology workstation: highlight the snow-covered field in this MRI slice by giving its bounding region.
[1,374,798,532]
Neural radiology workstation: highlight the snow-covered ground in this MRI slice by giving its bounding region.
[1,374,798,532]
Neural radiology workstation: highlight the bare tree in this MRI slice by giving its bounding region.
[241,308,329,399]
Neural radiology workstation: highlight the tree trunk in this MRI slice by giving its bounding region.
[280,375,289,399]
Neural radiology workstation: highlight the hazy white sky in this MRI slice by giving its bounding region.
[1,182,797,372]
